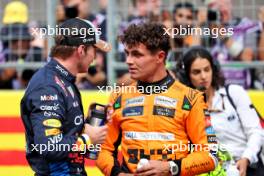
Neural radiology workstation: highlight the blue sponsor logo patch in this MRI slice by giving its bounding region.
[122,106,143,117]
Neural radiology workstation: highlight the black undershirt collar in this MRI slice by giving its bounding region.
[137,71,175,94]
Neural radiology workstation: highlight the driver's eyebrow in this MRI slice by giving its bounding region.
[131,50,143,56]
[124,49,144,56]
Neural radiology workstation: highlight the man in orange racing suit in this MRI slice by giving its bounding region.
[96,22,218,176]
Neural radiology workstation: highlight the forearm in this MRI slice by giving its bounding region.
[242,128,262,164]
[180,151,217,176]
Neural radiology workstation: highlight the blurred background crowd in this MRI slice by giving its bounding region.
[0,0,264,90]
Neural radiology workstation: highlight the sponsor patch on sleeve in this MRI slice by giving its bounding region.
[48,133,63,144]
[45,128,61,136]
[43,119,62,128]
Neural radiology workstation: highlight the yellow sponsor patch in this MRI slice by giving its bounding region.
[43,119,61,128]
[45,128,61,136]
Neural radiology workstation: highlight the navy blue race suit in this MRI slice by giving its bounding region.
[21,58,87,176]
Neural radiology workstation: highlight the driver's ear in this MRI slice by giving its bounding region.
[156,50,166,64]
[77,45,85,56]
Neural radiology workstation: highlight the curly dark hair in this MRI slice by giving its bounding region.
[177,46,225,90]
[120,22,171,60]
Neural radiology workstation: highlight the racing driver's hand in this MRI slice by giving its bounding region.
[83,123,108,144]
[135,160,170,176]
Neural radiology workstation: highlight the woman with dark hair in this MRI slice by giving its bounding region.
[178,46,263,176]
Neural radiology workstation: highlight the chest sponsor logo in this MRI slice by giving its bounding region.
[114,96,121,109]
[125,96,145,107]
[40,94,58,101]
[127,148,171,164]
[124,131,175,141]
[154,96,177,108]
[122,106,143,117]
[40,104,59,111]
[153,106,175,118]
[182,96,192,111]
[74,115,83,125]
[43,119,62,128]
[48,133,63,144]
[44,111,59,117]
[207,135,217,143]
[56,64,68,76]
[205,126,215,135]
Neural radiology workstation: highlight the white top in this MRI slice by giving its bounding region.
[210,84,263,164]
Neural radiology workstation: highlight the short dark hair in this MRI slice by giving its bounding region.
[50,35,89,59]
[177,46,225,90]
[50,35,77,58]
[120,22,171,59]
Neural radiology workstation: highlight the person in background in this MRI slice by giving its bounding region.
[171,2,199,61]
[0,1,44,89]
[128,0,161,23]
[203,0,262,89]
[178,46,263,176]
[2,0,28,25]
[255,6,264,89]
[76,0,108,89]
[56,0,95,23]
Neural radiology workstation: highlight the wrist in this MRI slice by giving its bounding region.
[80,133,91,145]
[165,161,170,173]
[168,161,179,176]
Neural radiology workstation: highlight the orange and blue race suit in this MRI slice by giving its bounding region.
[96,73,218,176]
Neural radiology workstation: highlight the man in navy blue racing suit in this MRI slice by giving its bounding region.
[20,18,111,176]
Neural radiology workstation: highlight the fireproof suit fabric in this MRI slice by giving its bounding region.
[96,73,218,176]
[20,58,87,176]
